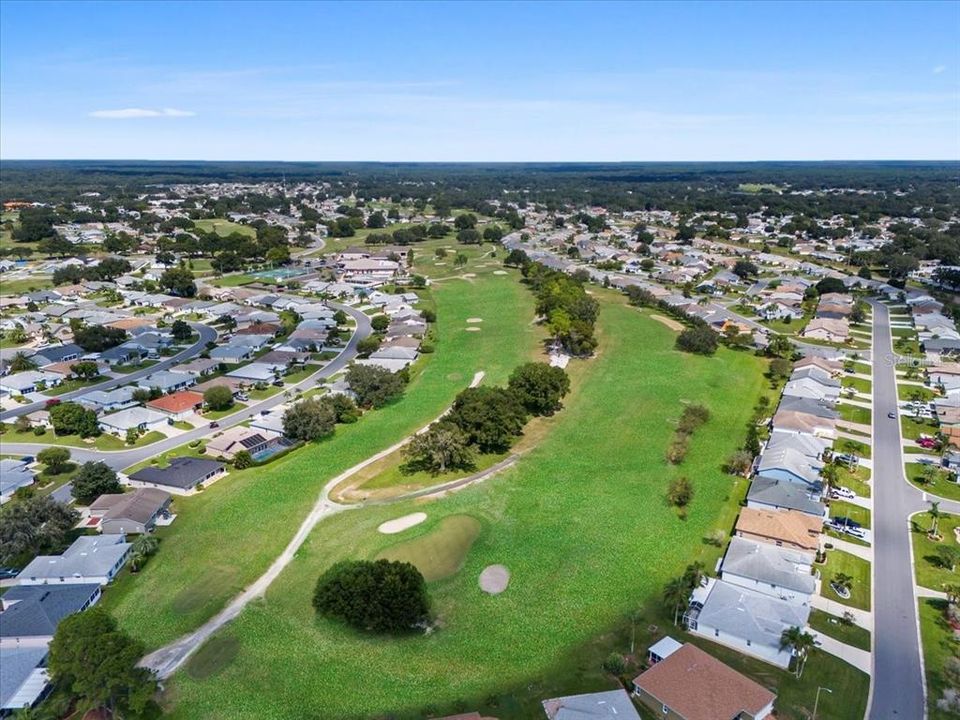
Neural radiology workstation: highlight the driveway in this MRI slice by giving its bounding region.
[0,304,371,473]
[0,322,218,422]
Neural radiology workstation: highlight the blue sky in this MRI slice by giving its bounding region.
[1,0,958,160]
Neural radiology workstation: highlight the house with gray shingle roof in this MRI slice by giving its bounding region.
[747,477,827,518]
[17,535,131,586]
[0,584,102,645]
[720,537,817,604]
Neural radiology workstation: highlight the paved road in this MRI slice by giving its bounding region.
[0,322,218,422]
[1,304,371,472]
[867,300,960,719]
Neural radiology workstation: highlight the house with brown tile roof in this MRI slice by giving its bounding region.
[801,318,850,344]
[734,507,822,551]
[633,642,776,720]
[147,390,204,421]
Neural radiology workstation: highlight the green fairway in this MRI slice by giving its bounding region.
[193,219,256,238]
[376,514,482,581]
[103,270,542,647]
[159,295,768,720]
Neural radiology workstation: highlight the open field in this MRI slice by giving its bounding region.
[104,269,542,649]
[192,219,257,238]
[919,598,960,720]
[158,294,770,720]
[911,512,960,592]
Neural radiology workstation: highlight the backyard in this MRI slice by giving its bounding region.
[154,295,771,720]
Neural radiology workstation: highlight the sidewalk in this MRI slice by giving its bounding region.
[810,631,872,673]
[829,537,873,561]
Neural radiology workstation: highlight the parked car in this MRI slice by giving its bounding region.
[0,567,18,580]
[917,437,937,449]
[831,516,862,529]
[830,487,856,500]
[19,455,34,464]
[844,526,867,540]
[836,453,859,466]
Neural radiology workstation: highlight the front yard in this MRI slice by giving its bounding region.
[911,511,960,592]
[819,549,871,611]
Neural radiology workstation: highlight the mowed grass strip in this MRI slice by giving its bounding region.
[162,296,769,720]
[376,514,482,581]
[102,272,541,648]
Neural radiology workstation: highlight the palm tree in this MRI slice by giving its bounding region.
[130,535,159,573]
[682,561,707,591]
[929,500,942,538]
[780,626,816,678]
[943,583,960,605]
[820,463,839,494]
[662,578,690,626]
[831,572,853,597]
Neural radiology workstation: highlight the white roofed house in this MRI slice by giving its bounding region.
[98,406,169,436]
[136,370,196,394]
[0,370,65,396]
[16,535,132,586]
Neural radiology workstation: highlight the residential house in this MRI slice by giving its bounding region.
[226,363,281,383]
[127,457,225,493]
[146,390,204,421]
[0,646,50,712]
[136,370,196,394]
[720,536,817,604]
[0,459,36,504]
[632,641,776,720]
[802,318,850,344]
[755,447,824,489]
[541,689,641,720]
[17,535,131,586]
[76,386,139,413]
[684,578,810,668]
[31,344,84,366]
[0,584,102,647]
[98,406,169,436]
[205,426,274,460]
[746,478,827,518]
[735,507,823,552]
[0,370,64,396]
[89,488,172,535]
[171,358,221,376]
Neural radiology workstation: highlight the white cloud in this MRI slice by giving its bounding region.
[933,65,947,74]
[89,107,195,119]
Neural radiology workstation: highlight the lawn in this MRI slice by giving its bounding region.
[208,273,257,287]
[808,609,871,652]
[43,376,106,395]
[836,464,872,498]
[155,294,770,720]
[0,427,159,451]
[837,403,871,425]
[200,402,248,421]
[918,598,960,720]
[819,549,871,611]
[899,384,938,402]
[104,269,544,650]
[906,462,960,501]
[829,500,871,529]
[112,360,159,374]
[833,437,872,461]
[192,219,256,238]
[901,415,940,441]
[841,376,872,394]
[911,512,960,592]
[0,276,53,294]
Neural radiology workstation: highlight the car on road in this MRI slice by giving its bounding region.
[888,411,897,419]
[209,421,220,429]
[45,398,61,408]
[830,487,857,500]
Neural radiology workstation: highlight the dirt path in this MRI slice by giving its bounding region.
[140,372,486,679]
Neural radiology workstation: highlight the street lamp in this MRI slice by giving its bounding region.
[813,686,833,720]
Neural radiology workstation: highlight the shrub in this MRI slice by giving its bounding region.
[676,326,719,355]
[667,476,694,509]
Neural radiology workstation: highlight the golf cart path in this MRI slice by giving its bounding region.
[140,371,486,679]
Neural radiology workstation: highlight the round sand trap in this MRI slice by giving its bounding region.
[493,270,508,275]
[479,564,510,594]
[378,512,427,535]
[466,318,483,323]
[465,327,482,332]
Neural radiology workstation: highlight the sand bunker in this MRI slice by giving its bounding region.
[463,273,477,278]
[650,314,684,331]
[378,512,427,535]
[466,318,483,323]
[493,270,508,275]
[479,564,510,594]
[465,327,482,332]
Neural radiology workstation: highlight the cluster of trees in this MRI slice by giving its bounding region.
[313,559,430,633]
[52,257,132,285]
[282,394,360,442]
[345,364,408,409]
[0,495,79,566]
[519,261,600,355]
[405,363,570,474]
[159,266,197,297]
[49,401,101,438]
[203,385,235,411]
[72,323,128,352]
[665,404,711,467]
[71,462,121,504]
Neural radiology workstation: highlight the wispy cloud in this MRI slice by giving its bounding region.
[89,107,195,119]
[933,65,947,74]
